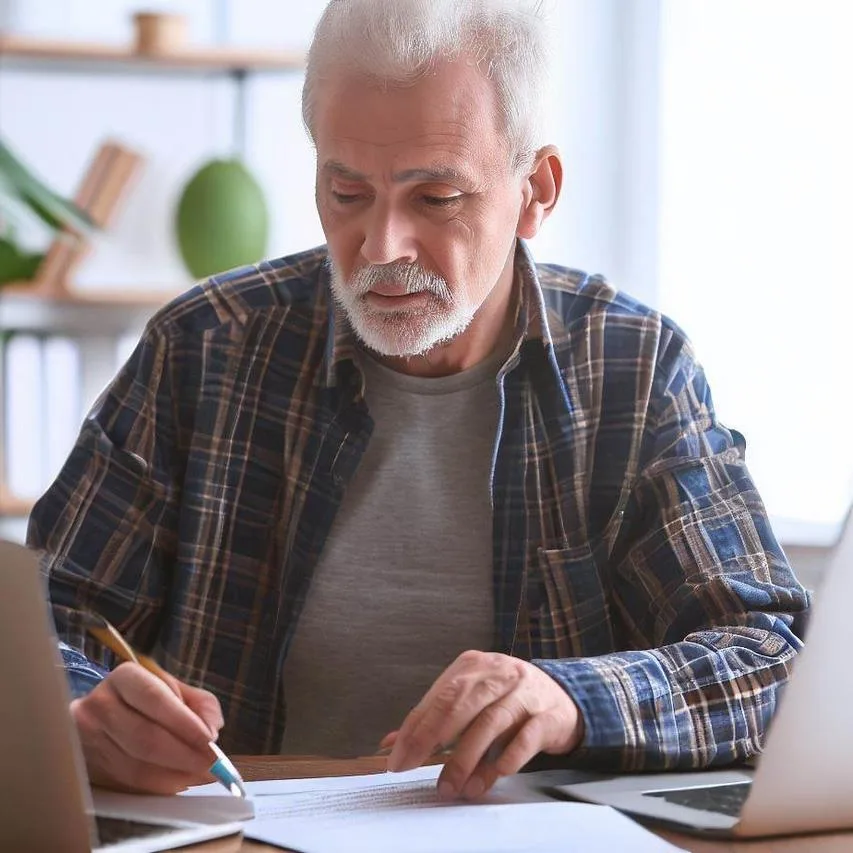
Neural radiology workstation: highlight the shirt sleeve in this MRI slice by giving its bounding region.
[59,641,109,699]
[533,330,810,771]
[27,323,182,671]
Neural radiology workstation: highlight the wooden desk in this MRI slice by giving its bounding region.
[195,756,853,853]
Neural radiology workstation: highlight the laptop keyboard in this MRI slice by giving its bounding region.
[643,781,752,817]
[94,815,176,848]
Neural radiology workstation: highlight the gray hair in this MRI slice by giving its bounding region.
[302,0,549,171]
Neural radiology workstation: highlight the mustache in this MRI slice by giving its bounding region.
[348,262,453,301]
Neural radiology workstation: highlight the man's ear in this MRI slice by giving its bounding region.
[517,146,563,240]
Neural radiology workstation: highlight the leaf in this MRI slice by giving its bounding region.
[0,139,96,234]
[0,179,54,237]
[0,236,44,285]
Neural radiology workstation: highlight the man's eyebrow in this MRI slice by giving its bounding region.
[322,160,474,187]
[323,161,369,181]
[391,167,473,186]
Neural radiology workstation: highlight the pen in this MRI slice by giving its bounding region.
[82,613,247,799]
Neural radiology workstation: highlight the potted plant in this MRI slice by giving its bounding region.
[0,139,95,287]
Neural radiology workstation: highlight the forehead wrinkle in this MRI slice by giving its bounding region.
[319,115,505,185]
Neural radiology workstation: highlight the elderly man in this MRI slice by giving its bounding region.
[31,0,807,801]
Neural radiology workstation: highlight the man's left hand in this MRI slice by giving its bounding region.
[384,650,584,800]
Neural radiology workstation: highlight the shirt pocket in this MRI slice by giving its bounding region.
[54,418,172,540]
[532,545,616,658]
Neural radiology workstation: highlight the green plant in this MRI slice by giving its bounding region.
[0,139,95,287]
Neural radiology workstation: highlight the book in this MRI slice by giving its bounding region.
[3,333,45,500]
[31,140,145,296]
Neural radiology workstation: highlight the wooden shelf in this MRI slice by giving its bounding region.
[0,495,34,517]
[1,283,180,305]
[0,287,180,335]
[0,35,304,73]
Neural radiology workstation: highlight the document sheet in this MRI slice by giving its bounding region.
[186,765,686,852]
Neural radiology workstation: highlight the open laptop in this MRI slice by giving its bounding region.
[548,509,853,838]
[0,539,245,852]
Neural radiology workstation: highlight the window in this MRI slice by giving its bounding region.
[657,0,852,544]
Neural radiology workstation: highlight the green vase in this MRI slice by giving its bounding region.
[174,158,269,279]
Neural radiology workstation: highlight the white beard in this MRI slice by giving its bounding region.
[329,261,476,357]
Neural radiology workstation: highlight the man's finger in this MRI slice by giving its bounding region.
[445,716,547,802]
[388,691,469,772]
[89,738,210,795]
[390,655,517,772]
[493,715,551,778]
[72,693,213,794]
[389,651,476,761]
[436,700,520,798]
[76,683,212,775]
[455,757,503,801]
[378,730,398,751]
[387,705,427,769]
[107,695,214,773]
[180,682,225,739]
[108,663,214,750]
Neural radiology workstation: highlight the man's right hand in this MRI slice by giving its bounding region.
[70,661,224,794]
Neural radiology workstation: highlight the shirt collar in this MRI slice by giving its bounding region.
[319,258,362,390]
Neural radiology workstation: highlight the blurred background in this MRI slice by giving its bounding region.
[0,0,849,588]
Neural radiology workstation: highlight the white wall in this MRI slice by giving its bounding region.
[531,0,661,307]
[656,0,853,545]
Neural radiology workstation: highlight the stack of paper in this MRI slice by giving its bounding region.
[180,765,686,853]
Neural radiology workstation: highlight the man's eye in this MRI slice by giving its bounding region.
[332,192,364,204]
[423,195,462,207]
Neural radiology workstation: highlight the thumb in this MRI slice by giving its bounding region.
[179,683,225,740]
[378,730,399,751]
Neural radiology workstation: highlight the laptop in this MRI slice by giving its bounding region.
[547,509,853,838]
[0,539,245,852]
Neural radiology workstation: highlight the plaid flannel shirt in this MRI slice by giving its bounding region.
[29,242,809,766]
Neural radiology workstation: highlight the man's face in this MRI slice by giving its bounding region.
[312,61,527,361]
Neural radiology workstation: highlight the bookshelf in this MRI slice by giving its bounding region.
[0,34,306,522]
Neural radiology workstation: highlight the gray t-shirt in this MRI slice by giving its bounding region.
[280,347,502,757]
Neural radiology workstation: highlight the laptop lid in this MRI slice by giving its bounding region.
[0,539,244,852]
[736,509,853,836]
[0,539,94,851]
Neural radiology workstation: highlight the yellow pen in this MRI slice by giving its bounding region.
[83,613,247,799]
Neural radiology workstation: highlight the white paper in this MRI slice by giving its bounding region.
[246,801,685,853]
[185,766,685,852]
[184,765,446,820]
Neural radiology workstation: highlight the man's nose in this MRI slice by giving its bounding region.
[360,204,417,266]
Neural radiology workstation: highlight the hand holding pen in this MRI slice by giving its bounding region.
[70,613,246,798]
